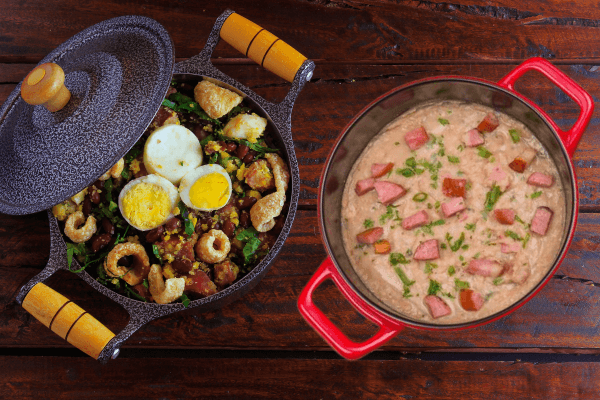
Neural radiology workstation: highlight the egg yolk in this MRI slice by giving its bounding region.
[122,182,171,230]
[189,172,230,209]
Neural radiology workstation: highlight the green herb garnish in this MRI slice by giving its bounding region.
[455,278,470,290]
[427,279,442,295]
[465,223,476,232]
[493,277,504,286]
[484,184,503,211]
[393,267,415,298]
[178,201,195,236]
[446,232,466,252]
[448,266,456,276]
[438,118,450,126]
[180,293,191,308]
[531,191,543,199]
[509,129,521,143]
[236,227,262,265]
[363,219,374,229]
[477,146,493,159]
[447,155,460,164]
[413,192,428,202]
[424,262,438,274]
[152,245,163,265]
[390,252,410,266]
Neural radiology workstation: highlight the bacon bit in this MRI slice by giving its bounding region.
[465,128,485,147]
[442,178,467,198]
[508,157,527,173]
[355,178,375,196]
[459,289,485,311]
[477,112,499,133]
[374,239,391,254]
[404,126,429,151]
[494,208,515,225]
[402,210,429,230]
[371,163,394,178]
[441,197,466,218]
[466,259,504,278]
[356,227,384,244]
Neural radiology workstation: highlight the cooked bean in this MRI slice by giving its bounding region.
[165,217,181,232]
[212,222,222,231]
[90,233,114,253]
[193,125,210,142]
[242,153,254,164]
[102,218,115,235]
[238,196,257,210]
[239,211,250,228]
[236,144,249,160]
[222,220,235,238]
[172,258,193,274]
[82,197,92,217]
[89,188,101,204]
[225,142,237,153]
[145,225,164,243]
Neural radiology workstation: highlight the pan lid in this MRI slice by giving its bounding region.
[0,15,174,215]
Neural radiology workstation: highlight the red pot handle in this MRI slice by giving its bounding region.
[297,257,405,359]
[497,57,594,157]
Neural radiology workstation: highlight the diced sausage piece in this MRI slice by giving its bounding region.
[530,206,554,236]
[501,242,521,254]
[459,289,485,311]
[527,172,555,188]
[371,163,394,178]
[213,260,239,288]
[424,295,452,319]
[355,178,375,196]
[356,227,384,244]
[404,126,429,151]
[185,271,218,298]
[442,178,467,198]
[374,240,391,254]
[466,259,504,278]
[494,208,515,225]
[413,239,439,261]
[373,181,407,205]
[402,210,430,230]
[509,148,537,173]
[477,112,500,133]
[508,157,527,173]
[486,164,512,192]
[441,197,466,218]
[465,128,485,147]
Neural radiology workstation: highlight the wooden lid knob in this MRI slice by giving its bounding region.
[21,63,72,112]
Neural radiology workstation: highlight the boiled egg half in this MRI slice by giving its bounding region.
[179,164,232,211]
[118,174,179,231]
[144,124,203,185]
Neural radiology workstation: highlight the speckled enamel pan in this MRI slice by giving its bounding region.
[0,10,314,363]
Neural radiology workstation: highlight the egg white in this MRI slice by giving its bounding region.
[179,164,232,212]
[118,174,179,231]
[144,124,203,185]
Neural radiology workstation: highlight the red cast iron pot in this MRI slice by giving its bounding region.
[298,58,594,359]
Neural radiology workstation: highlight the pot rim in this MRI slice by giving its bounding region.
[317,75,579,330]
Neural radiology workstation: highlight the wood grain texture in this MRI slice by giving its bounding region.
[0,356,599,399]
[3,210,600,353]
[3,0,600,63]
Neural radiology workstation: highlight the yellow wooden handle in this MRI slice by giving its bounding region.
[220,13,307,83]
[22,283,115,359]
[20,63,71,112]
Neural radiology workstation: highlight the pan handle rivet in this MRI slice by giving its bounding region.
[111,348,120,360]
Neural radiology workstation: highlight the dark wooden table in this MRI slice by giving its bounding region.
[2,1,600,398]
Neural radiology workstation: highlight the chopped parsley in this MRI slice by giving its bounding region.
[180,293,191,308]
[477,146,493,159]
[438,118,450,126]
[465,223,476,232]
[484,184,503,211]
[446,232,466,252]
[447,155,460,164]
[379,205,401,225]
[448,266,456,276]
[523,233,531,249]
[363,219,375,229]
[393,267,415,298]
[397,168,416,178]
[531,191,543,199]
[424,262,438,274]
[509,129,521,143]
[427,279,442,295]
[390,252,410,266]
[236,227,262,265]
[152,245,163,265]
[177,201,195,236]
[419,219,445,236]
[455,278,470,290]
[493,277,504,286]
[505,230,523,241]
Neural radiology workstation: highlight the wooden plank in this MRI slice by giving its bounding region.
[3,210,600,352]
[3,0,600,63]
[0,356,599,399]
[2,63,600,209]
